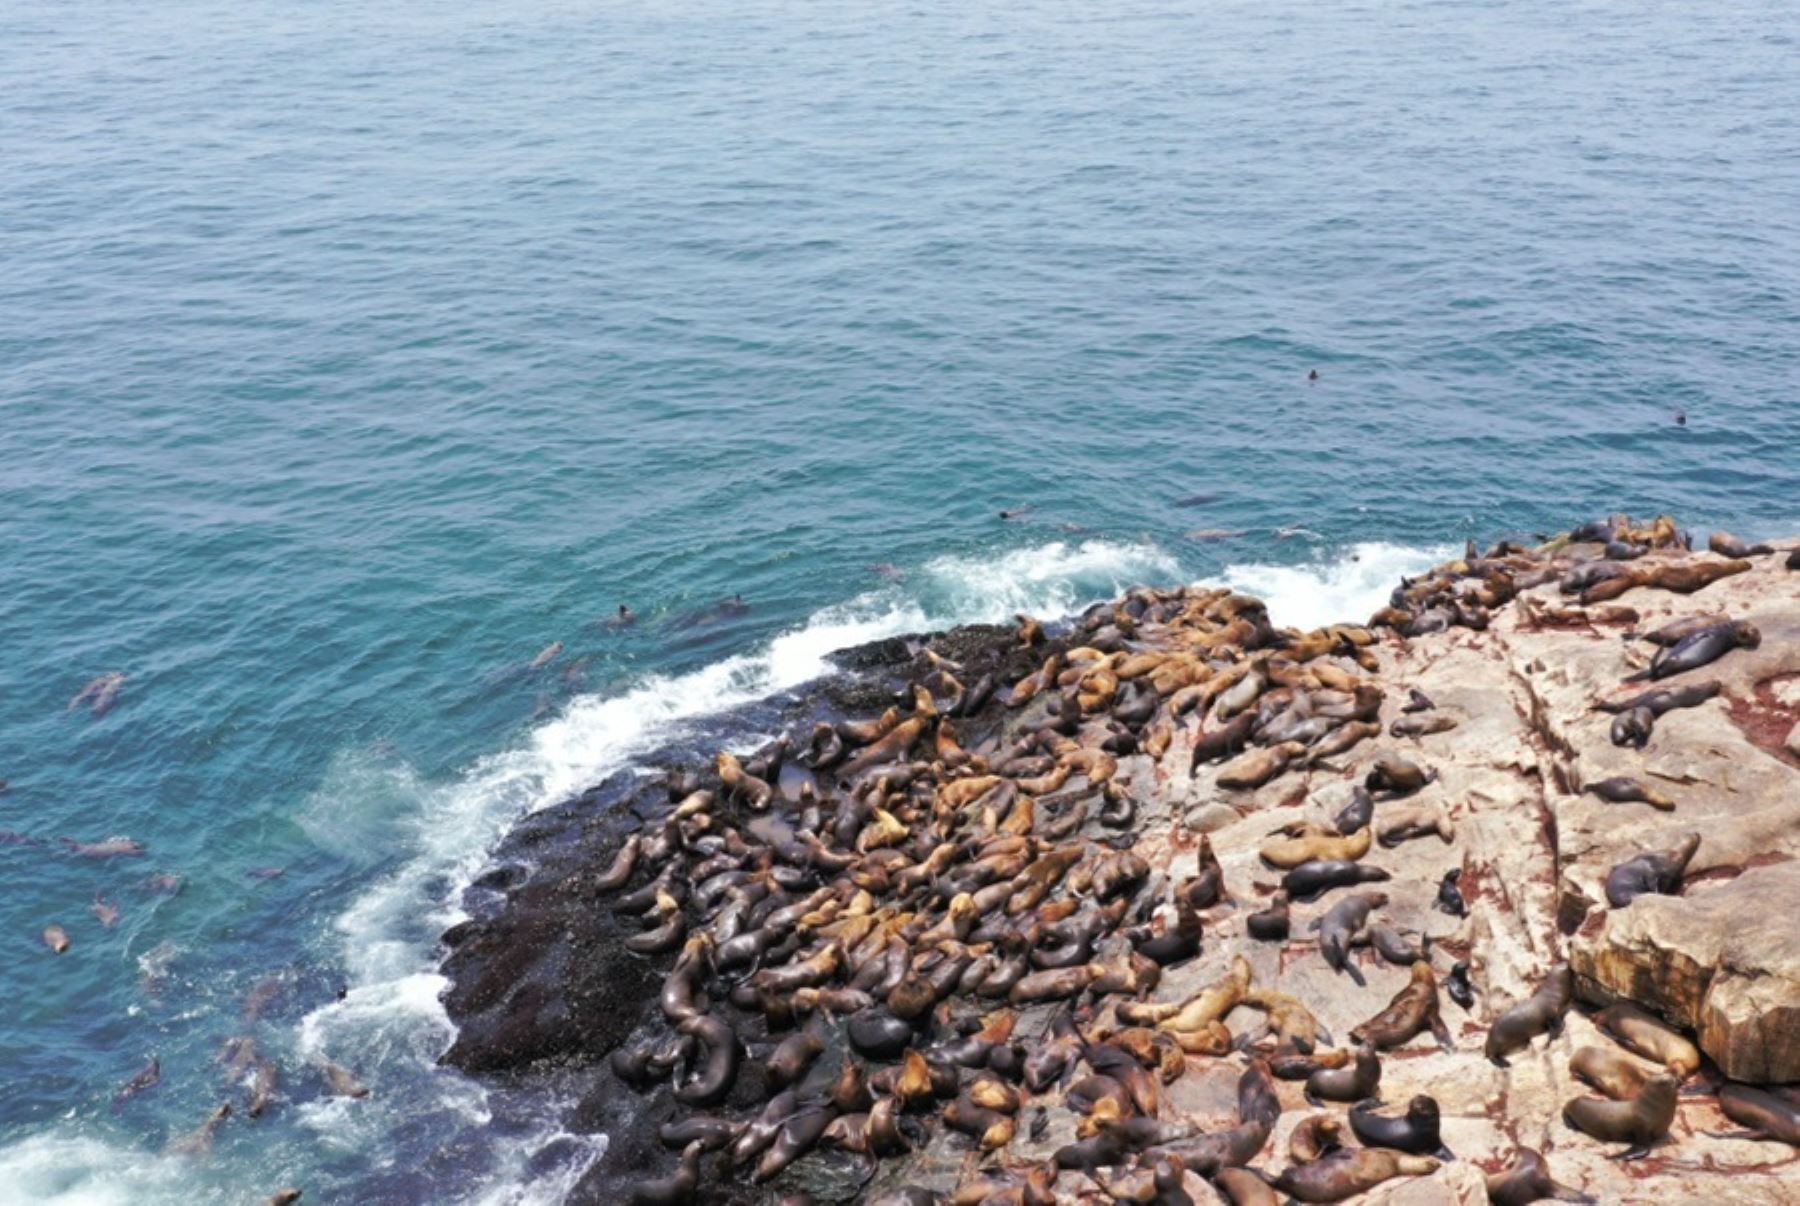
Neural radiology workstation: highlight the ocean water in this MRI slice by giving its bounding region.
[2,0,1796,1200]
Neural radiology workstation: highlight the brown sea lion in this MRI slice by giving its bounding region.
[263,1192,304,1206]
[1312,890,1387,987]
[1389,713,1458,739]
[112,1056,161,1109]
[1562,1072,1679,1158]
[632,1140,703,1204]
[1594,679,1721,716]
[1216,741,1306,790]
[1305,1043,1380,1104]
[1707,531,1774,558]
[1272,1148,1438,1201]
[169,1102,232,1155]
[319,1060,369,1099]
[1485,1147,1592,1205]
[1716,1083,1800,1145]
[1214,1167,1280,1206]
[1288,1113,1345,1163]
[1592,1003,1701,1076]
[1350,962,1451,1051]
[1569,1045,1652,1100]
[1485,963,1573,1066]
[1246,893,1289,941]
[1365,753,1435,797]
[1585,777,1674,811]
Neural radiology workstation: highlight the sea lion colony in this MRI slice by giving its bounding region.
[575,515,1793,1204]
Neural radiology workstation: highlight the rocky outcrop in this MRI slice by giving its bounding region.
[438,525,1799,1204]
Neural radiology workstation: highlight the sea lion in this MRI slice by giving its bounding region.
[1272,1148,1439,1202]
[1349,1095,1444,1156]
[1708,531,1773,558]
[1288,1113,1345,1162]
[68,672,127,717]
[593,834,642,892]
[1592,1003,1702,1076]
[1332,787,1374,837]
[1246,892,1289,941]
[673,1014,740,1107]
[1282,860,1390,903]
[91,896,121,927]
[1306,719,1380,765]
[1376,802,1454,847]
[1586,777,1674,811]
[42,924,70,954]
[1259,822,1370,869]
[263,1192,303,1206]
[1402,688,1435,713]
[1485,963,1573,1066]
[1214,1167,1279,1206]
[1237,988,1331,1054]
[1356,923,1429,968]
[1569,1046,1652,1100]
[1305,1043,1380,1104]
[660,1116,742,1152]
[1485,1148,1592,1205]
[1312,890,1387,987]
[1717,1083,1800,1145]
[1365,754,1434,797]
[1562,1072,1679,1158]
[1390,713,1458,739]
[1216,741,1306,790]
[1435,868,1466,916]
[319,1060,369,1099]
[1595,680,1721,716]
[1604,833,1699,907]
[1351,962,1452,1051]
[61,835,146,858]
[1189,713,1255,772]
[632,1140,703,1204]
[1625,620,1759,683]
[754,1105,833,1181]
[528,641,562,670]
[766,1027,824,1091]
[169,1102,232,1155]
[1609,706,1654,750]
[112,1057,161,1109]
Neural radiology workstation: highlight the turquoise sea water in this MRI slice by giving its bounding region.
[2,0,1796,1200]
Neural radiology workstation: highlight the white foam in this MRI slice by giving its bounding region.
[1213,541,1456,632]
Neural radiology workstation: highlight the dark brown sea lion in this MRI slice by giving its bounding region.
[1595,680,1721,716]
[1716,1083,1800,1145]
[1562,1072,1679,1158]
[1585,777,1674,811]
[1435,867,1466,916]
[1609,706,1654,750]
[1312,890,1387,987]
[1246,893,1289,941]
[1332,786,1374,836]
[659,1116,742,1152]
[673,1014,740,1107]
[1708,531,1773,558]
[1593,1003,1702,1076]
[754,1104,833,1181]
[1272,1148,1438,1201]
[112,1056,161,1109]
[632,1140,703,1204]
[593,834,642,891]
[1364,753,1435,797]
[1445,960,1475,1010]
[1485,963,1573,1066]
[1281,859,1390,902]
[1305,1043,1380,1104]
[1485,1147,1592,1205]
[263,1191,304,1206]
[1188,712,1255,773]
[1348,1094,1444,1156]
[1604,833,1699,907]
[1350,962,1451,1051]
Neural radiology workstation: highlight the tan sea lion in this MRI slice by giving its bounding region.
[1592,1003,1701,1076]
[1272,1148,1438,1201]
[1376,802,1454,847]
[1569,1045,1652,1100]
[1259,822,1370,869]
[1288,1113,1344,1163]
[42,924,70,954]
[1215,741,1305,790]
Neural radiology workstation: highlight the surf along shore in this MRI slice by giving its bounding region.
[439,518,1799,1204]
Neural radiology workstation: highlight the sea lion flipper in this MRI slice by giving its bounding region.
[1612,1143,1655,1162]
[1345,962,1367,988]
[1431,1016,1454,1052]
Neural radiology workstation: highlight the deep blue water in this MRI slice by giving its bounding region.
[2,0,1796,1200]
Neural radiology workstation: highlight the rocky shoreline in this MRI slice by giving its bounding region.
[438,520,1798,1204]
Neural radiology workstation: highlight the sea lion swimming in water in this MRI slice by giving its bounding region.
[1485,1147,1592,1205]
[1563,1071,1679,1158]
[1485,963,1573,1066]
[68,672,127,717]
[42,924,70,953]
[1604,833,1699,908]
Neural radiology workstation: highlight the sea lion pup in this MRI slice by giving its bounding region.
[1595,679,1721,716]
[1569,1046,1653,1100]
[1130,897,1202,966]
[1445,960,1476,1010]
[1435,867,1467,916]
[1305,1043,1380,1104]
[1609,705,1655,750]
[1365,753,1435,797]
[1311,890,1388,987]
[1376,801,1454,847]
[1179,834,1228,909]
[1215,741,1306,790]
[1272,1148,1439,1202]
[1716,1083,1800,1145]
[1563,1071,1679,1159]
[1236,988,1331,1053]
[1485,1148,1593,1205]
[1332,786,1374,837]
[632,1140,703,1205]
[1351,961,1452,1052]
[1625,618,1759,683]
[1604,832,1700,908]
[1349,1094,1446,1156]
[1592,1003,1702,1076]
[1708,530,1774,558]
[1246,893,1289,941]
[1281,859,1391,903]
[1259,822,1370,870]
[1485,963,1574,1067]
[1585,777,1674,811]
[1288,1113,1345,1163]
